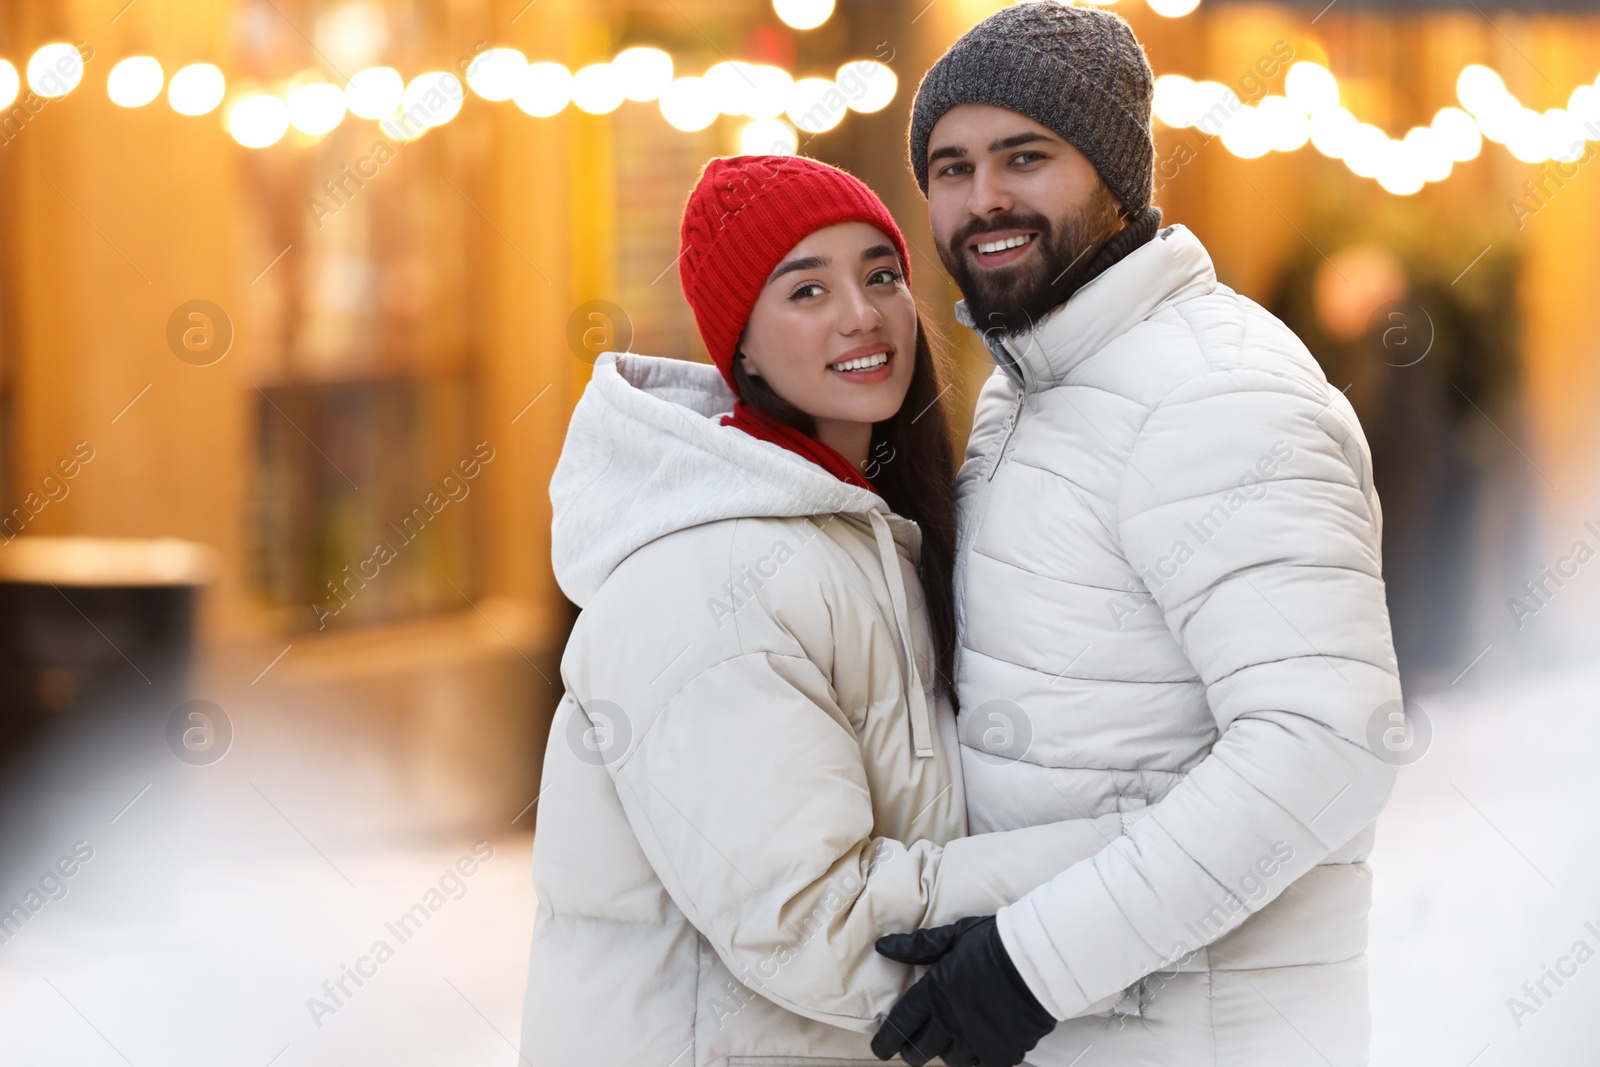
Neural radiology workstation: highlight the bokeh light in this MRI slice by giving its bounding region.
[613,47,673,103]
[1147,0,1201,17]
[1403,126,1452,183]
[1343,123,1390,178]
[28,43,84,99]
[346,67,404,120]
[739,117,799,155]
[1309,105,1358,158]
[773,0,834,31]
[168,63,226,116]
[514,62,572,117]
[466,48,528,102]
[1152,74,1196,128]
[401,71,464,128]
[705,62,758,116]
[571,64,624,115]
[742,64,795,120]
[659,76,718,131]
[1285,62,1339,113]
[226,93,290,148]
[1457,64,1511,118]
[107,57,164,108]
[1258,95,1310,152]
[1219,104,1272,158]
[838,60,896,113]
[787,77,846,134]
[1375,137,1425,195]
[1431,106,1483,161]
[287,82,346,135]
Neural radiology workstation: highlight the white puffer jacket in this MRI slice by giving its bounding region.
[953,224,1402,1066]
[521,352,1129,1067]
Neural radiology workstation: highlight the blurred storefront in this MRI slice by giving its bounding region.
[0,0,1597,811]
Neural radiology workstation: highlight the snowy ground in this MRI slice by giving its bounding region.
[0,689,537,1067]
[0,663,1594,1065]
[0,827,535,1067]
[1368,663,1600,1067]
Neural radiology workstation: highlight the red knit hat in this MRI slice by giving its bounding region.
[678,155,912,393]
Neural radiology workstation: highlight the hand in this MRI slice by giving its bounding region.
[869,915,1056,1067]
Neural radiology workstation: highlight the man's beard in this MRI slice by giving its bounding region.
[940,191,1123,339]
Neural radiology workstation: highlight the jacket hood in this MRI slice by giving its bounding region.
[549,352,886,607]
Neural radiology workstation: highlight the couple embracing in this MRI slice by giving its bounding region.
[523,5,1401,1066]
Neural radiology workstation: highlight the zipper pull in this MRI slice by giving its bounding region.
[987,391,1026,481]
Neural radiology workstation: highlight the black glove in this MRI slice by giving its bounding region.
[869,915,1056,1067]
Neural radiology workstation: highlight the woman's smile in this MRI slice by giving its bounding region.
[828,342,895,384]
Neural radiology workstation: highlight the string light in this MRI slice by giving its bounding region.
[612,47,673,103]
[1342,123,1390,180]
[1218,104,1271,159]
[1431,107,1482,162]
[288,82,346,135]
[787,77,847,134]
[704,61,759,116]
[743,64,795,121]
[6,35,1588,199]
[838,60,897,114]
[1456,64,1509,118]
[1152,74,1197,128]
[659,75,718,131]
[1308,106,1357,158]
[465,47,527,102]
[739,117,799,155]
[1374,138,1425,195]
[1258,95,1310,152]
[345,66,403,119]
[1147,0,1201,17]
[1570,84,1600,127]
[0,41,886,156]
[1154,56,1600,193]
[400,71,464,127]
[773,0,834,31]
[227,93,289,148]
[28,44,84,98]
[107,56,163,108]
[1404,126,1452,183]
[1284,61,1338,113]
[168,63,225,116]
[570,63,624,115]
[514,62,572,117]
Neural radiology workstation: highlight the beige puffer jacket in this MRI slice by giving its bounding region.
[952,224,1403,1066]
[520,352,1127,1067]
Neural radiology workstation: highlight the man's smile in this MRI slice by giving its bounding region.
[968,229,1039,268]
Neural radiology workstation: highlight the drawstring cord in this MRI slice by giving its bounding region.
[868,509,935,759]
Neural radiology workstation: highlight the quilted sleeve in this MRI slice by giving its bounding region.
[994,365,1402,1020]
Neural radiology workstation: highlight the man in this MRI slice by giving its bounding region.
[871,5,1402,1067]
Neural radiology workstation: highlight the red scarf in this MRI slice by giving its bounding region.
[721,401,878,495]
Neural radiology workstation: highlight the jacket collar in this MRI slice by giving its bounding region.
[955,224,1217,393]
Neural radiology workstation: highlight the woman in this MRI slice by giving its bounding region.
[521,156,1128,1066]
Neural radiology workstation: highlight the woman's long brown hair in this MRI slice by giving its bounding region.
[732,315,961,711]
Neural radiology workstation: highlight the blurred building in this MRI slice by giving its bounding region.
[0,0,1597,818]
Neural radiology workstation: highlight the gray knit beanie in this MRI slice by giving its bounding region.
[909,2,1155,213]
